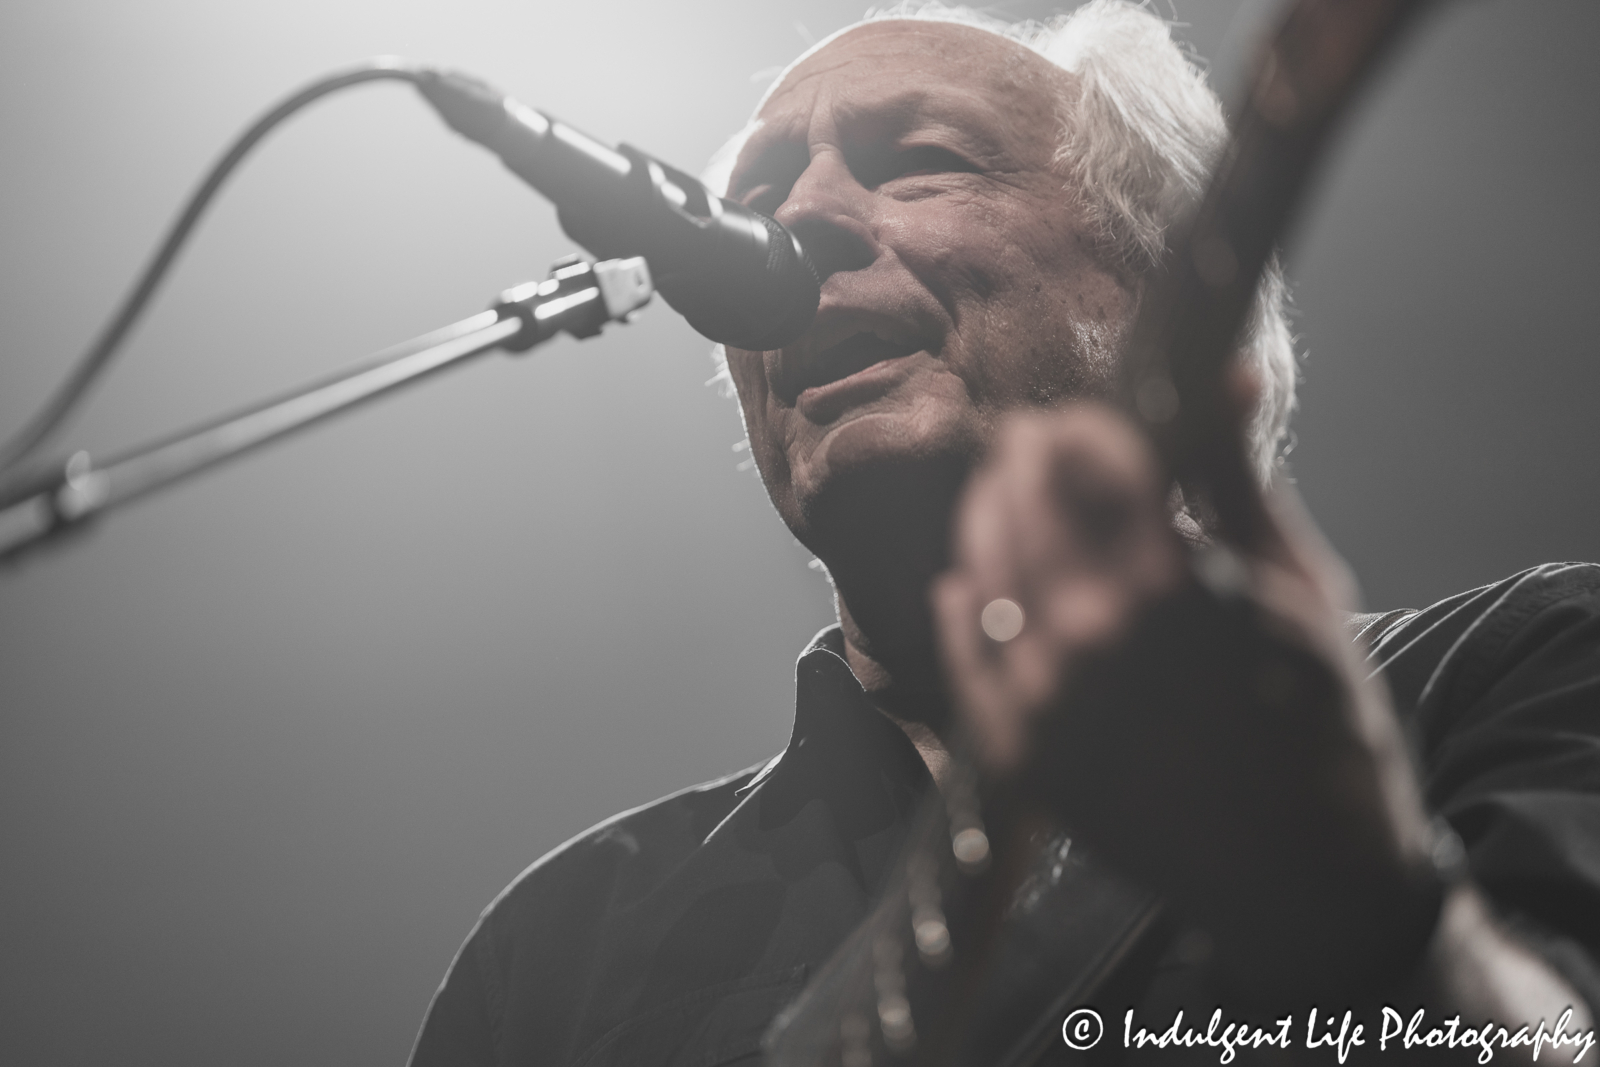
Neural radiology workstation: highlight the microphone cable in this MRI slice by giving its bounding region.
[0,57,429,475]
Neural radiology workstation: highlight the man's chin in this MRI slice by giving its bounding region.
[789,435,974,576]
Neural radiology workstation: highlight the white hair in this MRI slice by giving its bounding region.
[706,0,1298,482]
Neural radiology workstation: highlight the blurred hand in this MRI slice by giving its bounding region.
[932,403,1439,1004]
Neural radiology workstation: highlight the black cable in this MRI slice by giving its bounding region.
[0,56,429,474]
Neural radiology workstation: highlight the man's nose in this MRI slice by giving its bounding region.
[773,150,877,283]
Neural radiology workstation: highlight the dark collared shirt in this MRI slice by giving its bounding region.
[410,564,1600,1067]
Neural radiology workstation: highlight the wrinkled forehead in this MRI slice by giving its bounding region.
[705,20,1066,195]
[793,19,1056,99]
[763,19,1052,114]
[761,20,1062,132]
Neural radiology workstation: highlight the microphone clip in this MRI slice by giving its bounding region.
[491,255,653,352]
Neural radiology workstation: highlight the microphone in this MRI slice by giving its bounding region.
[415,69,819,352]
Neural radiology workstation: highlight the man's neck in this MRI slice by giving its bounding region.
[836,593,956,790]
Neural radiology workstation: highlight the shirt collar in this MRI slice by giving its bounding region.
[736,625,931,808]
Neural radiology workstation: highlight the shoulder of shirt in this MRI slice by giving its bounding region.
[1354,561,1600,645]
[1355,565,1600,1016]
[468,756,776,934]
[1348,561,1600,718]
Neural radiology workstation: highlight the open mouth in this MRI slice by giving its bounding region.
[789,331,923,396]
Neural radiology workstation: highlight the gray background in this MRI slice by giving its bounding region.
[0,1,1594,1064]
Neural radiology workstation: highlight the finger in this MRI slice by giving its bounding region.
[997,623,1067,715]
[982,408,1151,571]
[1044,410,1187,605]
[968,414,1098,614]
[1039,571,1137,655]
[951,448,1027,600]
[933,572,1029,774]
[957,410,1162,664]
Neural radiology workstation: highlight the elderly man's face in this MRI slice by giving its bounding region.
[723,21,1136,559]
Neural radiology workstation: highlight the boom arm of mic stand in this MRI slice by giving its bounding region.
[0,255,652,565]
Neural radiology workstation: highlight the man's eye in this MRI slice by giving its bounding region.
[890,145,976,179]
[855,145,977,188]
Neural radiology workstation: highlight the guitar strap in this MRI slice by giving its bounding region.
[764,811,1168,1067]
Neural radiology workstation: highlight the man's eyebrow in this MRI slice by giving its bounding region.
[729,92,1014,194]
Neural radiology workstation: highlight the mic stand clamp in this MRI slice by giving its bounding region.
[0,255,653,564]
[496,254,651,350]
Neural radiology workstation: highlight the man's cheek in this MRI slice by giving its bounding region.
[726,351,776,438]
[738,399,798,494]
[723,348,766,398]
